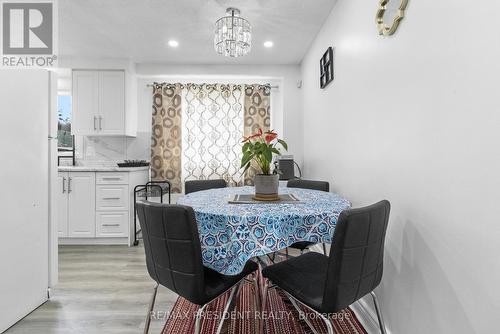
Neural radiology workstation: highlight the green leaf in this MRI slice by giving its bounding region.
[278,139,288,151]
[271,148,281,155]
[241,153,254,168]
[242,163,251,174]
[264,147,272,163]
[242,142,250,153]
[241,156,248,167]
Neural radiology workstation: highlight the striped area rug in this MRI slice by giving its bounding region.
[162,277,367,334]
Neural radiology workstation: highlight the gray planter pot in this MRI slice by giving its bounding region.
[254,174,279,197]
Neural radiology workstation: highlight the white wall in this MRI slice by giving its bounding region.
[301,1,500,333]
[136,64,303,165]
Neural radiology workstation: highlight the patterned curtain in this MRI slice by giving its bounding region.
[183,84,244,186]
[151,83,183,193]
[243,84,271,185]
[151,82,271,191]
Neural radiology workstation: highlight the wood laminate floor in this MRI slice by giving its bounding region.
[5,245,177,334]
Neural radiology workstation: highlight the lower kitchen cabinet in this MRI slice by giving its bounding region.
[57,171,95,238]
[57,168,149,245]
[96,184,129,211]
[57,173,69,237]
[68,172,96,237]
[96,211,128,237]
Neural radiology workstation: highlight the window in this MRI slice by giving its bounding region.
[57,95,72,149]
[150,82,273,192]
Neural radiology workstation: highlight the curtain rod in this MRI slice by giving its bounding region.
[146,83,279,89]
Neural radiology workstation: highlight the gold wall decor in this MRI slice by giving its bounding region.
[376,0,409,36]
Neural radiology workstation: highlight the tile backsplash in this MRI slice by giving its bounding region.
[77,131,150,166]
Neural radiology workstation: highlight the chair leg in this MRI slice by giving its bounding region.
[266,253,276,264]
[252,273,261,317]
[143,283,158,334]
[318,312,335,334]
[285,292,321,334]
[215,281,244,334]
[285,247,289,258]
[370,291,387,334]
[194,303,208,334]
[260,280,269,334]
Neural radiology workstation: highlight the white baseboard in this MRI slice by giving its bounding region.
[58,237,128,245]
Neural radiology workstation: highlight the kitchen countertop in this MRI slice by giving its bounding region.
[58,166,150,172]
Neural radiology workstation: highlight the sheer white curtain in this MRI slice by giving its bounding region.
[181,84,245,186]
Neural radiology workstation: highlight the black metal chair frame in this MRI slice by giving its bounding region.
[260,280,386,334]
[137,201,259,334]
[261,200,390,334]
[184,179,227,195]
[280,179,331,259]
[283,242,327,258]
[133,180,171,246]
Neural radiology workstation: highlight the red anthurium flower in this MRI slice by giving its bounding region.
[242,130,264,143]
[265,132,278,143]
[240,129,288,175]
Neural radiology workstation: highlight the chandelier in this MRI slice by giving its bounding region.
[214,8,252,57]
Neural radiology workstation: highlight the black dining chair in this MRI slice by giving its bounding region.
[262,200,390,334]
[185,179,227,195]
[286,179,330,255]
[136,201,258,334]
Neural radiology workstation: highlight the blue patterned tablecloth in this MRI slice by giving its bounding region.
[177,186,351,275]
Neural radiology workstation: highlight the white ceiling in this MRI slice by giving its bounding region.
[59,0,337,65]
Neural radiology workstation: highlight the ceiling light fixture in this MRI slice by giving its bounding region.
[168,40,179,48]
[264,41,274,48]
[214,8,252,57]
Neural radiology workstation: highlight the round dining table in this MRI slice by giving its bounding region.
[177,185,351,275]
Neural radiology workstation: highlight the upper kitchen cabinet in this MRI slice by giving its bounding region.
[72,70,136,137]
[72,71,99,135]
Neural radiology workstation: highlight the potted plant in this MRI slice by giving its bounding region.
[241,129,288,200]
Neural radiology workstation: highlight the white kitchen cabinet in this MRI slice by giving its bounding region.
[72,70,134,136]
[68,172,96,237]
[58,168,149,245]
[96,211,129,238]
[99,71,125,135]
[57,172,69,237]
[72,71,99,135]
[96,172,129,184]
[57,172,96,238]
[96,185,129,211]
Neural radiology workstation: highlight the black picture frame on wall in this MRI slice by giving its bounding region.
[320,47,334,89]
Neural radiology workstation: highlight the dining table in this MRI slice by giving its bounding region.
[176,185,351,275]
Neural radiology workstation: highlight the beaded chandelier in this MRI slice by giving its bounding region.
[214,8,252,57]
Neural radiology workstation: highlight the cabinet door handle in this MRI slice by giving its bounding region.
[102,224,120,227]
[99,116,103,130]
[62,177,66,193]
[102,177,121,181]
[94,116,97,130]
[103,197,120,200]
[68,177,72,193]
